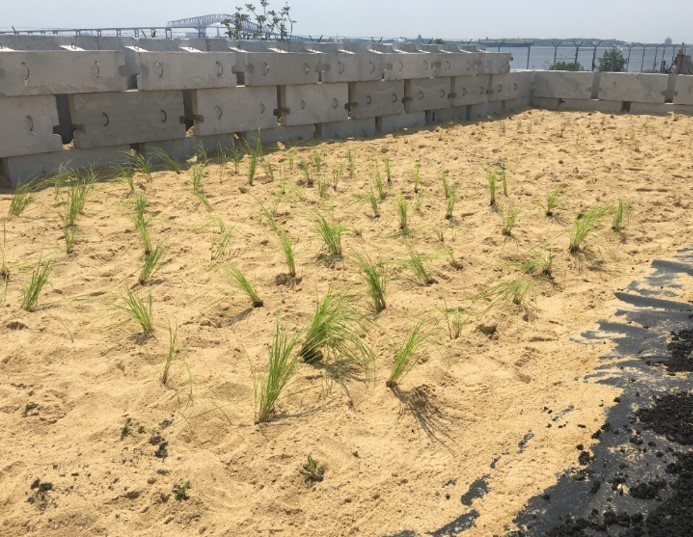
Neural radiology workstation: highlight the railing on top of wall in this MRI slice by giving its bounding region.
[0,36,692,186]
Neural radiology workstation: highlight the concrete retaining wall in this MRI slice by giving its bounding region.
[0,36,691,186]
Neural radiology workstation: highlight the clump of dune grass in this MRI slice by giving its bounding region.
[9,179,37,217]
[542,187,563,217]
[373,170,386,200]
[500,168,508,196]
[255,322,301,423]
[355,253,387,314]
[500,200,518,236]
[152,147,181,174]
[569,206,611,252]
[475,278,534,313]
[211,218,232,261]
[278,230,297,278]
[317,173,330,198]
[445,185,458,220]
[190,165,212,210]
[332,164,343,191]
[298,289,373,367]
[346,150,355,179]
[21,259,54,311]
[132,193,152,255]
[412,161,421,193]
[485,168,498,206]
[161,322,178,385]
[368,190,380,218]
[396,195,409,232]
[387,322,427,388]
[116,288,154,333]
[612,199,631,232]
[298,159,313,187]
[404,248,435,286]
[139,244,167,285]
[444,246,464,270]
[0,222,8,280]
[225,265,263,308]
[314,213,346,259]
[261,204,280,234]
[383,157,392,184]
[512,249,553,277]
[439,303,468,340]
[130,151,153,180]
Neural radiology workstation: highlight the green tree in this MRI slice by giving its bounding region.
[549,61,583,71]
[598,48,626,72]
[222,1,295,41]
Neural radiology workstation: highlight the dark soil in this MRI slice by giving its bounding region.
[666,328,693,373]
[636,392,693,445]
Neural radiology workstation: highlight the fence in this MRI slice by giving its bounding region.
[1,36,692,185]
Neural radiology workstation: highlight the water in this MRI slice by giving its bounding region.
[499,45,679,72]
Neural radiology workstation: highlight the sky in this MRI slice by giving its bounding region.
[1,1,691,43]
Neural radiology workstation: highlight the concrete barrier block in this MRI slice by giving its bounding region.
[126,50,237,90]
[469,100,504,119]
[191,86,277,136]
[317,53,383,83]
[630,102,693,116]
[488,71,533,102]
[476,52,511,74]
[237,51,319,86]
[70,90,186,148]
[316,118,376,139]
[451,75,491,106]
[560,98,624,113]
[377,112,426,133]
[382,53,434,80]
[673,74,693,105]
[255,125,315,144]
[280,83,348,126]
[502,96,531,114]
[142,133,235,163]
[0,95,62,158]
[405,77,452,113]
[533,71,594,100]
[598,73,668,103]
[432,52,478,77]
[426,106,469,124]
[0,50,127,96]
[349,80,405,119]
[531,96,561,110]
[2,145,130,186]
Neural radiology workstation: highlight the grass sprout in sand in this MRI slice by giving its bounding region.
[368,190,380,218]
[152,147,181,174]
[211,218,232,261]
[500,200,518,236]
[116,288,154,333]
[9,179,37,217]
[255,322,301,423]
[440,304,468,340]
[278,230,297,278]
[396,195,409,232]
[22,259,54,312]
[569,205,611,252]
[161,323,178,385]
[485,167,498,206]
[298,288,373,367]
[314,213,346,259]
[513,249,553,277]
[387,321,428,388]
[373,170,386,200]
[225,265,263,308]
[612,199,631,232]
[139,244,167,285]
[475,278,534,314]
[355,253,387,314]
[130,151,153,180]
[405,248,435,286]
[542,187,563,217]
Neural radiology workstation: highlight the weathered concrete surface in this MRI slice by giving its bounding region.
[404,77,452,113]
[532,71,594,100]
[280,83,348,126]
[559,97,624,113]
[191,86,278,136]
[255,125,315,143]
[316,53,384,83]
[673,74,693,105]
[630,102,693,116]
[469,100,504,119]
[377,112,426,133]
[450,76,491,106]
[0,50,127,96]
[426,106,469,124]
[382,53,435,81]
[488,71,534,102]
[1,145,129,186]
[69,90,186,148]
[0,95,62,158]
[599,73,668,103]
[432,52,478,77]
[349,80,405,119]
[476,52,511,74]
[125,50,237,91]
[316,117,377,139]
[235,51,319,86]
[142,134,235,163]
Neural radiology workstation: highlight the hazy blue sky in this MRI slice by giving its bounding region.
[2,1,691,43]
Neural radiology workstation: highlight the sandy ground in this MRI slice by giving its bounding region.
[0,109,691,537]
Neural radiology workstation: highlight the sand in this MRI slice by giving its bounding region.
[1,109,691,537]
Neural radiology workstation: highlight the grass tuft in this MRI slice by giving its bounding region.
[542,187,563,217]
[255,322,300,423]
[355,253,387,314]
[225,265,263,307]
[569,206,611,252]
[22,259,54,311]
[396,195,409,232]
[314,213,345,259]
[404,248,435,286]
[485,168,498,206]
[139,244,167,285]
[387,322,427,388]
[612,199,631,232]
[116,288,154,333]
[500,200,518,236]
[368,190,380,218]
[512,249,554,277]
[475,278,534,313]
[161,322,178,385]
[373,170,386,200]
[278,230,297,278]
[9,179,37,217]
[152,148,181,174]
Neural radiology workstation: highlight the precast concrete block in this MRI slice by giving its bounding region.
[142,133,235,163]
[425,106,469,124]
[476,52,511,74]
[532,71,594,100]
[530,96,561,110]
[450,76,491,106]
[0,50,127,96]
[673,74,693,105]
[629,102,693,116]
[280,83,348,126]
[488,72,533,102]
[404,77,452,113]
[191,86,277,136]
[502,97,531,114]
[1,145,130,186]
[0,95,62,158]
[125,49,237,91]
[254,125,315,144]
[69,90,186,148]
[316,118,376,139]
[382,53,434,80]
[598,73,668,103]
[234,51,319,86]
[432,52,478,77]
[376,112,426,134]
[349,80,405,119]
[469,100,504,119]
[559,98,624,114]
[316,53,383,83]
